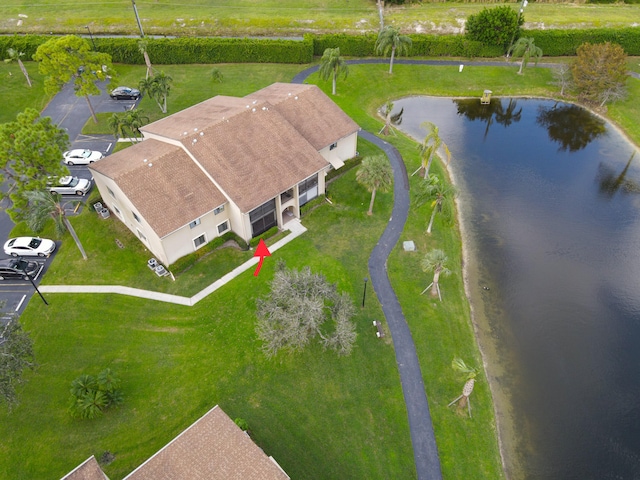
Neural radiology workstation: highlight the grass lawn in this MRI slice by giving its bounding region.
[1,1,639,36]
[2,57,639,479]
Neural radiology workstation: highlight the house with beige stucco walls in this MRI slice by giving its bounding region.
[89,83,359,266]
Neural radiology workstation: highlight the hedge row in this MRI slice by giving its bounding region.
[312,33,502,58]
[1,28,639,64]
[0,35,314,64]
[523,27,640,56]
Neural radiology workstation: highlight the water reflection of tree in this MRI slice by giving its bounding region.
[536,104,606,152]
[453,98,522,140]
[597,151,640,198]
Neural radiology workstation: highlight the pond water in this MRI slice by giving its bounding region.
[392,96,640,479]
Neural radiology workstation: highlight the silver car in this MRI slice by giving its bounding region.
[48,176,92,196]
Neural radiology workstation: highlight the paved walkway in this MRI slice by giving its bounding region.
[360,131,443,480]
[39,219,307,306]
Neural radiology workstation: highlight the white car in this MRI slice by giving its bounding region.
[63,149,104,165]
[4,237,56,257]
[48,176,92,196]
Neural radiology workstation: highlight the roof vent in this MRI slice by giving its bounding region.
[252,100,257,104]
[194,127,198,132]
[200,131,204,136]
[252,108,256,112]
[143,158,148,163]
[148,163,153,167]
[294,96,298,100]
[262,106,267,111]
[183,131,188,136]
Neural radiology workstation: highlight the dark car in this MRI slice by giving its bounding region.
[0,258,41,281]
[110,86,141,100]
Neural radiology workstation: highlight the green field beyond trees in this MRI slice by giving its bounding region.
[1,1,639,36]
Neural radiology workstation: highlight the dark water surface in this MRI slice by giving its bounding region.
[393,96,640,480]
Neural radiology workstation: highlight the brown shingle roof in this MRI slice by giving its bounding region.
[180,100,328,212]
[61,456,109,480]
[124,406,289,480]
[140,96,249,141]
[246,83,360,151]
[90,139,225,237]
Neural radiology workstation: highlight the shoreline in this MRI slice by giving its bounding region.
[399,120,518,479]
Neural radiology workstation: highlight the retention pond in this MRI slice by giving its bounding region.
[393,96,640,479]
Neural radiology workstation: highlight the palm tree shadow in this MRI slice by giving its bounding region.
[596,151,640,198]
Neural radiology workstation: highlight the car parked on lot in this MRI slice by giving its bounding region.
[63,149,104,166]
[110,86,141,100]
[3,237,56,258]
[48,176,92,196]
[0,258,41,281]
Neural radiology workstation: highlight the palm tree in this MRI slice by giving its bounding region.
[379,100,403,136]
[448,358,478,417]
[356,155,393,216]
[413,122,451,178]
[122,109,149,143]
[508,37,543,75]
[137,39,154,79]
[4,48,32,87]
[24,190,87,260]
[318,48,349,96]
[108,113,125,140]
[420,248,451,298]
[414,174,456,234]
[139,72,173,113]
[375,26,412,74]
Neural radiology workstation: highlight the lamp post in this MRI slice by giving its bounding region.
[362,277,368,308]
[85,25,96,49]
[18,258,48,306]
[506,0,528,58]
[131,0,145,38]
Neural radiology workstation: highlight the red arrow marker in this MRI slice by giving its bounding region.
[253,238,271,276]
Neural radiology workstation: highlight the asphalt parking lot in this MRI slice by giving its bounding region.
[0,80,139,315]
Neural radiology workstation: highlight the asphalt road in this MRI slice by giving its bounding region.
[0,80,138,314]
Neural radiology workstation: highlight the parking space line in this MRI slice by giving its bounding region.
[15,295,25,311]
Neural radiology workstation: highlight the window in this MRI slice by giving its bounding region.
[217,221,229,235]
[137,229,147,242]
[193,234,206,249]
[249,199,277,237]
[112,204,121,216]
[214,205,225,215]
[189,218,201,229]
[330,142,338,151]
[132,212,141,223]
[298,174,318,206]
[107,187,115,198]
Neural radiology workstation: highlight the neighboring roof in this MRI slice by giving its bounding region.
[90,139,226,237]
[60,456,109,480]
[246,83,360,151]
[179,100,328,212]
[124,405,289,480]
